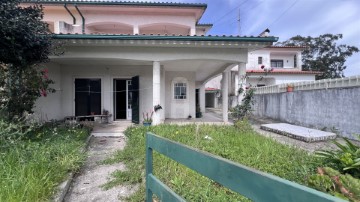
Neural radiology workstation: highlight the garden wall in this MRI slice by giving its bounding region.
[252,77,360,139]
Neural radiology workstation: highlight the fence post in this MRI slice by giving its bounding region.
[146,134,153,202]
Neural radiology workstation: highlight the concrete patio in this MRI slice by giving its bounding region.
[164,110,232,125]
[92,121,133,137]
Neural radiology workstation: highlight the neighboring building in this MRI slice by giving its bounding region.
[21,0,278,124]
[205,45,320,108]
[242,46,319,87]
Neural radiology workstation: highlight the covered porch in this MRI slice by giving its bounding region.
[34,35,277,124]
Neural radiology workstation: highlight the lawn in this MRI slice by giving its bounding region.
[103,120,326,201]
[0,121,90,202]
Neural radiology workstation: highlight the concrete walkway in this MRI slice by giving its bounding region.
[64,121,136,202]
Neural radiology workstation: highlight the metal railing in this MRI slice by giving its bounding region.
[145,132,345,202]
[254,75,360,94]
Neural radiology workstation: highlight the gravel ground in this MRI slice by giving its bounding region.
[64,136,137,202]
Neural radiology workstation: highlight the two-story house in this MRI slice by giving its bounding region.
[206,45,320,108]
[21,0,278,124]
[244,46,319,87]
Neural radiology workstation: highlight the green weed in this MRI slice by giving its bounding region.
[0,122,90,202]
[104,122,324,201]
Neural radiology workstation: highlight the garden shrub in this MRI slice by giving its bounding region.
[316,137,360,177]
[230,88,255,120]
[309,167,360,201]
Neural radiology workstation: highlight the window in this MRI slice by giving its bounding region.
[174,83,187,99]
[294,54,297,68]
[258,57,263,64]
[271,60,284,68]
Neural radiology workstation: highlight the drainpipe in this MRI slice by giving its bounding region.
[64,4,76,25]
[74,4,85,34]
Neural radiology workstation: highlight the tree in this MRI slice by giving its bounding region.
[277,34,359,79]
[0,0,57,120]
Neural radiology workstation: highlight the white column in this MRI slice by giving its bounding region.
[153,61,161,125]
[160,67,165,121]
[54,21,60,34]
[222,71,229,122]
[297,52,302,69]
[133,25,139,35]
[199,84,206,113]
[238,62,246,104]
[190,27,196,36]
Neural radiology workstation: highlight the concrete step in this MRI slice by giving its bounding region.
[260,123,337,142]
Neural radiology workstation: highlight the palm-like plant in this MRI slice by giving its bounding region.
[316,137,360,177]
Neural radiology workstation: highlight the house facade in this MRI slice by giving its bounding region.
[243,46,318,87]
[21,0,278,124]
[206,46,320,108]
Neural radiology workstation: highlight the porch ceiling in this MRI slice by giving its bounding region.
[50,58,229,83]
[162,60,229,82]
[50,58,152,66]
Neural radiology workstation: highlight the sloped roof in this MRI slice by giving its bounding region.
[267,45,307,49]
[21,0,207,8]
[247,70,321,74]
[52,34,279,42]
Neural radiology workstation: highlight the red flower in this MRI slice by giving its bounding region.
[42,68,49,79]
[40,89,47,97]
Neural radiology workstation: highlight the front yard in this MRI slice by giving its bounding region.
[0,121,90,201]
[103,121,327,201]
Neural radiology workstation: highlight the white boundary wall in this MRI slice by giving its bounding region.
[252,76,360,139]
[254,76,360,94]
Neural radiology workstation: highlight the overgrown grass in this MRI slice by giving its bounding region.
[103,120,326,201]
[0,122,90,202]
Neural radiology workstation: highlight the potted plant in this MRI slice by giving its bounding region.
[287,84,294,92]
[143,111,153,126]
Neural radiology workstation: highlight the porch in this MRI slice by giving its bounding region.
[33,35,277,124]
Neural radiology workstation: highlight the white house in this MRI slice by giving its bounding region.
[206,45,320,107]
[242,45,319,87]
[21,0,278,124]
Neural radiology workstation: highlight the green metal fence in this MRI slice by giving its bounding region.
[145,132,345,202]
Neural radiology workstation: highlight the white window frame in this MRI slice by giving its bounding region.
[172,77,188,100]
[174,82,187,99]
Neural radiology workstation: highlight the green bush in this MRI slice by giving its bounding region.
[316,137,360,177]
[230,88,255,120]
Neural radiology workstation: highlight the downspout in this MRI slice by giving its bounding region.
[74,4,85,34]
[64,4,76,25]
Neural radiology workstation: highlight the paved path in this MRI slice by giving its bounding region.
[64,121,136,202]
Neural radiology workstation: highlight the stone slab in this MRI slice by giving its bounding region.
[260,123,337,142]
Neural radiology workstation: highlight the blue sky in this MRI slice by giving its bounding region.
[139,0,360,76]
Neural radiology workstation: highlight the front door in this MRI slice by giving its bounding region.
[75,78,101,116]
[114,79,133,120]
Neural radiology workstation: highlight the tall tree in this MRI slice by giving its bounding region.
[277,34,359,79]
[0,0,57,120]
